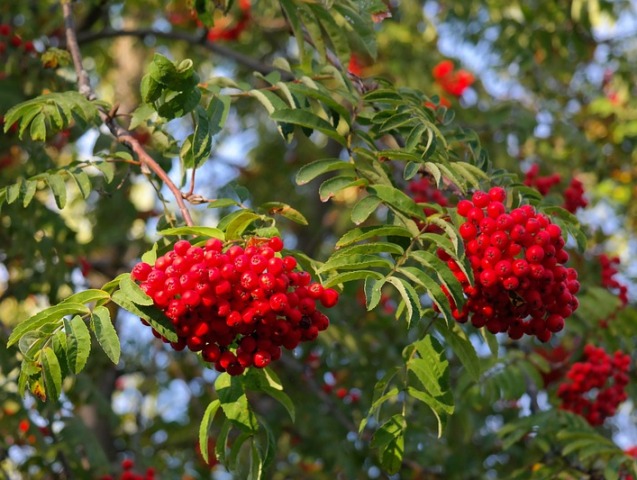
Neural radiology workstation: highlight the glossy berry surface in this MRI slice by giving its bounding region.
[131,237,338,375]
[438,187,580,342]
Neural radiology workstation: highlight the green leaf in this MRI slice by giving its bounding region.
[405,123,429,151]
[207,94,231,136]
[184,107,213,169]
[22,180,37,207]
[249,440,263,480]
[323,270,384,288]
[245,369,295,422]
[298,4,327,63]
[225,210,262,240]
[371,414,406,475]
[6,179,22,204]
[378,149,421,162]
[436,322,481,382]
[158,226,225,239]
[260,202,308,226]
[199,400,221,465]
[91,306,120,364]
[351,195,381,224]
[364,276,386,311]
[41,347,62,400]
[331,242,404,259]
[215,374,259,432]
[61,289,111,306]
[46,173,67,209]
[207,198,240,209]
[19,331,48,361]
[319,176,366,202]
[215,419,233,465]
[287,82,351,123]
[111,290,177,343]
[318,253,394,274]
[336,225,413,248]
[408,335,452,397]
[409,250,465,312]
[95,161,116,183]
[129,104,156,130]
[8,303,90,347]
[309,4,351,66]
[379,111,416,133]
[270,109,346,145]
[369,184,427,220]
[64,315,91,374]
[141,243,158,264]
[141,74,162,103]
[279,0,308,66]
[366,367,401,423]
[399,267,454,323]
[71,170,92,199]
[333,3,377,58]
[385,276,422,327]
[295,158,354,185]
[119,273,153,306]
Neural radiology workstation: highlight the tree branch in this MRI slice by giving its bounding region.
[61,3,194,226]
[73,28,294,80]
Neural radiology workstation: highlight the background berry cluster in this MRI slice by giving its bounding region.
[131,237,338,375]
[523,164,588,214]
[99,459,155,480]
[557,345,630,426]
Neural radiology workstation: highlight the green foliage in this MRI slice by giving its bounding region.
[3,91,99,141]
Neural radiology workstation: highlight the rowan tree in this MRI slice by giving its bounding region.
[1,1,637,479]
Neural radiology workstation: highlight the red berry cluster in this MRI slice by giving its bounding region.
[600,254,628,306]
[317,367,361,404]
[206,0,251,42]
[100,459,156,480]
[557,345,630,426]
[131,237,338,375]
[408,176,450,211]
[523,165,587,214]
[432,60,475,96]
[0,24,35,56]
[438,187,580,341]
[562,178,588,213]
[523,164,561,195]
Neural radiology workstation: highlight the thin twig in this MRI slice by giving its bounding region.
[61,3,194,226]
[187,166,197,197]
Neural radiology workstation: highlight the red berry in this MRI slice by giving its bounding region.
[253,350,271,368]
[268,237,284,252]
[320,288,339,308]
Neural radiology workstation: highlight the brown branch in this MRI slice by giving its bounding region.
[61,3,194,226]
[73,28,294,80]
[62,1,92,98]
